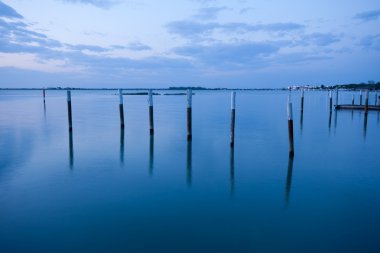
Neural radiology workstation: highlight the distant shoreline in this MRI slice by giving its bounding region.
[0,83,379,91]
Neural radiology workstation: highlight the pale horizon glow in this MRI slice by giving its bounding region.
[0,0,379,88]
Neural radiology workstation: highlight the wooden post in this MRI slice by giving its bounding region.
[148,90,154,135]
[230,91,236,147]
[378,96,380,107]
[364,90,369,115]
[335,87,339,106]
[67,90,73,132]
[375,92,378,106]
[119,89,125,128]
[187,89,192,141]
[359,90,362,105]
[43,89,46,104]
[300,89,304,112]
[329,91,332,111]
[352,94,354,105]
[287,96,294,157]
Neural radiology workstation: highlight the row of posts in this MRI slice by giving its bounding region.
[41,88,378,158]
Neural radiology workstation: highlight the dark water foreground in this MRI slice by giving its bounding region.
[0,90,379,253]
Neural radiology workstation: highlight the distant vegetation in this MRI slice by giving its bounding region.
[1,81,379,91]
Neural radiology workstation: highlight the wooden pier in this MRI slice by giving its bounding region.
[335,105,380,111]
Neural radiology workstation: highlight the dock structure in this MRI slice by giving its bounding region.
[335,105,380,111]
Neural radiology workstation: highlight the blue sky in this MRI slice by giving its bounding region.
[0,0,379,88]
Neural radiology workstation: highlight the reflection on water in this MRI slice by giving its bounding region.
[334,109,338,132]
[186,140,192,187]
[120,128,124,166]
[230,147,235,196]
[69,131,74,169]
[43,102,46,120]
[328,110,332,133]
[300,110,304,133]
[284,156,294,208]
[363,113,368,139]
[149,135,154,175]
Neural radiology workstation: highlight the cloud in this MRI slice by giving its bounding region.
[301,33,341,46]
[0,1,23,18]
[59,0,118,9]
[67,44,109,52]
[192,7,228,20]
[354,9,380,22]
[360,34,380,51]
[240,7,254,14]
[173,42,282,69]
[0,8,190,76]
[166,20,305,39]
[124,41,152,51]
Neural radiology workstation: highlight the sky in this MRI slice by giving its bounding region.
[0,0,379,88]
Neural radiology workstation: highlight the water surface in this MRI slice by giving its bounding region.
[0,90,379,252]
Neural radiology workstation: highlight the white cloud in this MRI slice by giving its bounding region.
[0,52,85,73]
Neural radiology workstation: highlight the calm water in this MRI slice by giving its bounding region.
[0,90,379,253]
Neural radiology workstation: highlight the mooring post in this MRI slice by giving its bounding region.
[187,89,192,141]
[360,90,363,105]
[364,90,369,115]
[148,89,154,135]
[119,89,125,128]
[335,87,339,106]
[378,96,380,107]
[375,92,378,106]
[352,94,355,105]
[287,96,294,157]
[230,91,236,147]
[329,90,332,111]
[301,89,304,112]
[67,90,73,132]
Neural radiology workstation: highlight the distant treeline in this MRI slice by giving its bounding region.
[334,83,380,90]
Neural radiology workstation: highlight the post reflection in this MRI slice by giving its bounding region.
[284,156,294,208]
[363,113,368,139]
[334,109,338,133]
[230,147,235,196]
[43,102,46,120]
[120,127,124,166]
[69,131,74,169]
[328,110,332,133]
[149,135,154,175]
[186,140,192,187]
[300,110,304,133]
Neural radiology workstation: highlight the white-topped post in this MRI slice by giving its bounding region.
[67,90,72,131]
[230,91,236,147]
[119,89,125,128]
[287,95,294,157]
[148,89,154,135]
[187,89,192,140]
